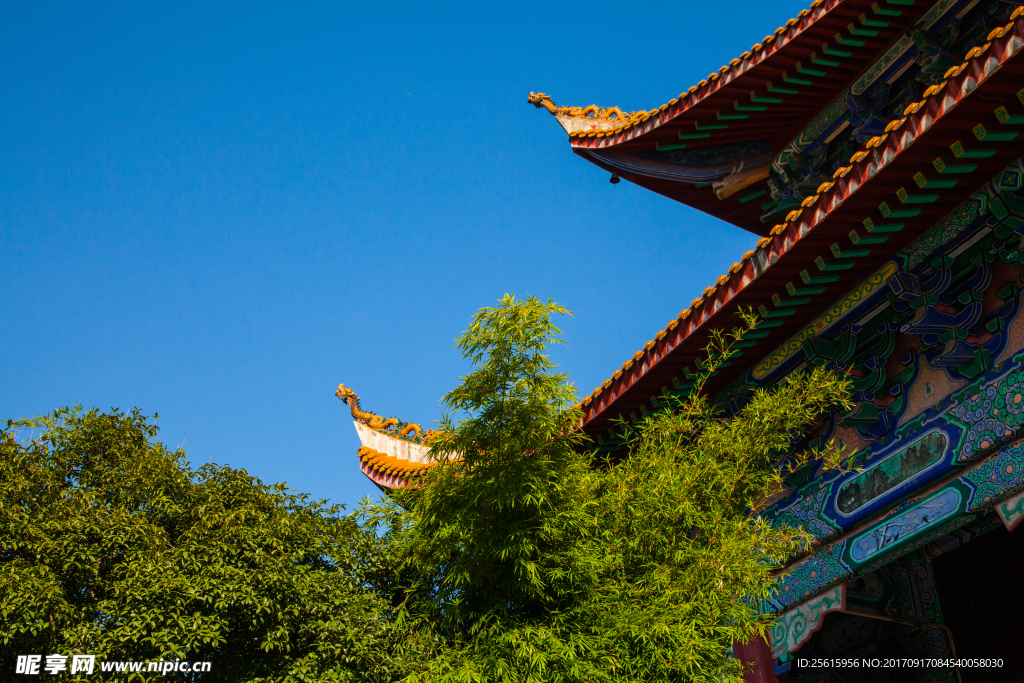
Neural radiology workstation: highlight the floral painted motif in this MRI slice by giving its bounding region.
[900,194,983,269]
[995,379,1024,420]
[964,440,1024,509]
[772,482,840,542]
[773,542,850,612]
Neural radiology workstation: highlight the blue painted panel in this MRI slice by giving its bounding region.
[849,488,961,562]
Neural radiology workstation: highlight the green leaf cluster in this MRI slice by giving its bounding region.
[377,296,851,683]
[0,408,433,682]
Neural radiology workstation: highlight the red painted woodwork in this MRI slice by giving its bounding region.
[734,634,785,683]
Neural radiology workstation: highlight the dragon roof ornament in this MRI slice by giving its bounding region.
[530,0,967,145]
[336,383,439,445]
[337,383,452,490]
[528,92,650,135]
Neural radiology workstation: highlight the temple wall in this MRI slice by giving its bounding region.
[735,157,1024,621]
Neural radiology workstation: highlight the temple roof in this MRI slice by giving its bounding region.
[531,0,957,236]
[344,6,1024,482]
[565,10,1024,443]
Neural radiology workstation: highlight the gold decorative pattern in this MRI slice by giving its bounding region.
[336,384,440,444]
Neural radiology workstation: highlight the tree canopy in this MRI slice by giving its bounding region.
[2,295,850,682]
[0,408,432,682]
[377,295,851,683]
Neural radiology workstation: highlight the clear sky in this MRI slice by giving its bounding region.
[2,0,811,510]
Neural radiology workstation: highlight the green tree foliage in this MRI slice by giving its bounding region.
[386,295,596,678]
[382,295,851,683]
[1,297,850,683]
[0,408,431,682]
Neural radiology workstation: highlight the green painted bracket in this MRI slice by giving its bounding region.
[764,309,798,318]
[738,189,768,204]
[957,149,997,158]
[800,270,841,284]
[982,131,1020,142]
[902,194,940,204]
[938,164,977,174]
[783,74,814,86]
[822,44,853,58]
[816,256,856,271]
[796,62,828,76]
[831,243,872,259]
[833,34,865,48]
[850,228,890,245]
[787,285,827,296]
[767,83,799,95]
[863,218,904,233]
[922,179,957,189]
[810,52,841,67]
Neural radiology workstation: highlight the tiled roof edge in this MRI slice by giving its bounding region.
[534,0,838,145]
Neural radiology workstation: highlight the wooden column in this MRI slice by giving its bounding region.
[733,634,784,683]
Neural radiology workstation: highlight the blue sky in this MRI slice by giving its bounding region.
[2,0,811,509]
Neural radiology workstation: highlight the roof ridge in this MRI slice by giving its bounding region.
[336,383,439,445]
